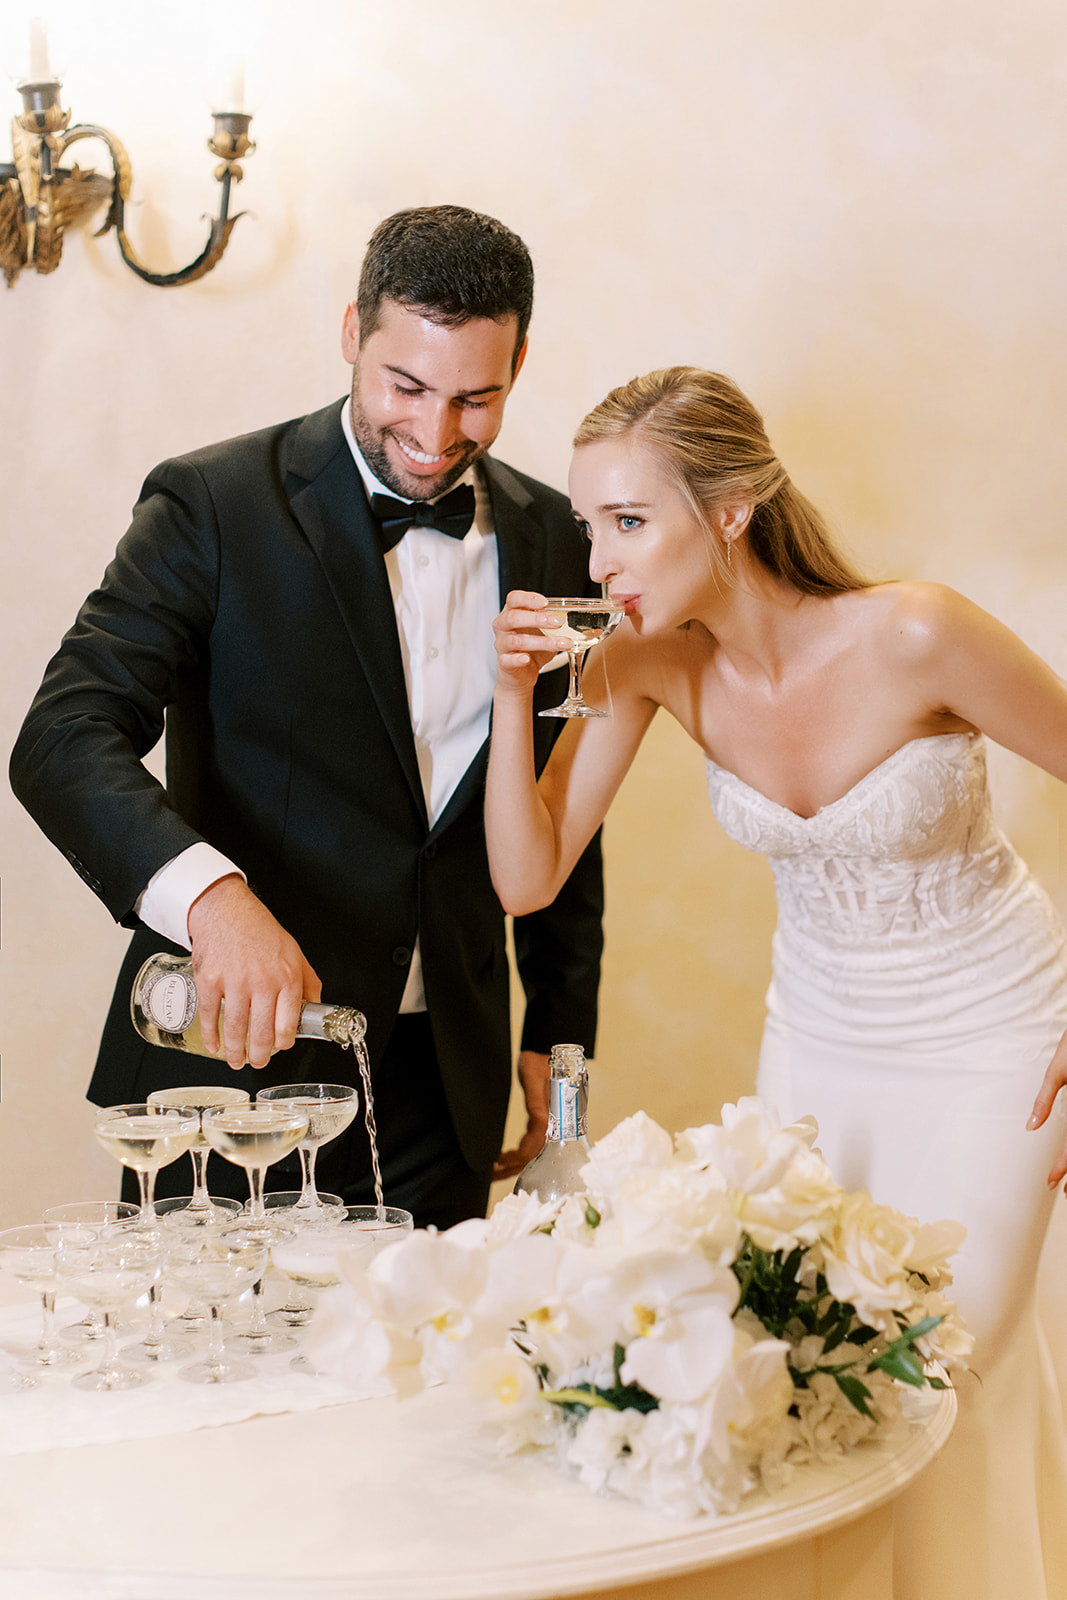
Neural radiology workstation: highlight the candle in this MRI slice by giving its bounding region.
[217,59,246,113]
[27,16,55,83]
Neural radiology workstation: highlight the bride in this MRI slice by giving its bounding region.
[486,366,1067,1599]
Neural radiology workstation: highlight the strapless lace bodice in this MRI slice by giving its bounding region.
[706,733,1016,944]
[707,732,1067,1052]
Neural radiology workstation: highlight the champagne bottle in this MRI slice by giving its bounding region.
[130,952,366,1061]
[514,1043,591,1202]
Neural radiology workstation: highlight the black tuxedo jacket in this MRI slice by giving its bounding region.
[10,400,603,1171]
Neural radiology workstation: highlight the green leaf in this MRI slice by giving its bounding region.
[542,1385,619,1413]
[584,1200,601,1229]
[845,1323,879,1345]
[894,1315,942,1346]
[870,1346,927,1387]
[834,1372,875,1418]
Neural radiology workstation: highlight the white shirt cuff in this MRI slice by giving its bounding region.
[135,844,246,950]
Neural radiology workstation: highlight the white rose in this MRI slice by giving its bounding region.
[593,1165,741,1263]
[818,1191,918,1333]
[579,1112,675,1200]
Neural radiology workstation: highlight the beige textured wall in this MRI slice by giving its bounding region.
[1,0,1065,1231]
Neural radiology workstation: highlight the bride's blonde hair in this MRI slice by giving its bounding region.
[573,367,866,596]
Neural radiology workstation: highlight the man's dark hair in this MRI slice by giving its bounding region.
[356,205,534,368]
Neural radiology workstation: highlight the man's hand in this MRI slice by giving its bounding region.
[186,875,321,1070]
[493,1049,550,1181]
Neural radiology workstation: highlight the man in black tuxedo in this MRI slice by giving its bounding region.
[10,205,602,1227]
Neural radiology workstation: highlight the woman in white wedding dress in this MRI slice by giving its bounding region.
[485,367,1067,1600]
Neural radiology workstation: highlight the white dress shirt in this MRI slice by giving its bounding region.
[137,399,501,1013]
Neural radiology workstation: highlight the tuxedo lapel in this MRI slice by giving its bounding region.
[484,456,544,604]
[284,403,427,821]
[429,457,548,839]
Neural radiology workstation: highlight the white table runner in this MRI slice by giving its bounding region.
[0,1296,388,1454]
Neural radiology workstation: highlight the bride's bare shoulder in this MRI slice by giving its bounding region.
[845,581,978,663]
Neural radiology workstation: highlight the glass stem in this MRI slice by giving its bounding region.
[247,1165,266,1222]
[136,1166,158,1228]
[144,1284,166,1352]
[188,1147,212,1211]
[36,1288,58,1362]
[206,1303,226,1374]
[296,1145,319,1210]
[247,1275,267,1337]
[565,647,583,704]
[100,1308,120,1380]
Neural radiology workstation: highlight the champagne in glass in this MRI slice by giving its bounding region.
[201,1105,309,1226]
[255,1083,359,1220]
[537,598,624,718]
[93,1104,200,1229]
[147,1084,251,1223]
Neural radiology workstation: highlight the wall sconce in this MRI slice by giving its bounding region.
[0,21,255,289]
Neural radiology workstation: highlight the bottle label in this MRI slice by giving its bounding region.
[550,1080,581,1141]
[142,971,197,1033]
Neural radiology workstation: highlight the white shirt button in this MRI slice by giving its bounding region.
[427,646,439,660]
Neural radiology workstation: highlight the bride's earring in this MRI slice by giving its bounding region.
[725,536,733,570]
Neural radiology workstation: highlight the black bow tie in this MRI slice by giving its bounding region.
[370,483,477,551]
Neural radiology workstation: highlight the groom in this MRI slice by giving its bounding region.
[10,204,603,1227]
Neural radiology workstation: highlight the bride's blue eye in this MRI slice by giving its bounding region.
[618,515,643,532]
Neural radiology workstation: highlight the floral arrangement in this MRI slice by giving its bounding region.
[305,1099,973,1519]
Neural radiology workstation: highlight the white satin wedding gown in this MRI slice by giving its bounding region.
[706,731,1067,1600]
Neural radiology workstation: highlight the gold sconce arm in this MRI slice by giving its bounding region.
[1,81,256,289]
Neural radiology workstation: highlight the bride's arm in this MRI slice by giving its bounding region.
[889,582,1067,781]
[487,592,656,915]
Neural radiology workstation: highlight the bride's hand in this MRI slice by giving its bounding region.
[493,590,561,695]
[1029,1028,1067,1191]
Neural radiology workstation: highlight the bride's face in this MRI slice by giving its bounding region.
[569,437,715,634]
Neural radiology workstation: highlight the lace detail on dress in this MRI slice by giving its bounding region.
[706,734,1017,943]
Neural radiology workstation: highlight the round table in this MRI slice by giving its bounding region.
[0,1363,954,1600]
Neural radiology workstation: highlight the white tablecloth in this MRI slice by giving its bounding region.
[0,1279,955,1600]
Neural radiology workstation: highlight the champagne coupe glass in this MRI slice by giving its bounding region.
[255,1084,359,1221]
[201,1104,309,1228]
[274,1224,379,1374]
[147,1084,251,1224]
[54,1232,162,1391]
[0,1224,97,1376]
[343,1206,414,1252]
[258,1193,344,1328]
[168,1229,267,1385]
[536,597,624,718]
[120,1228,186,1365]
[226,1224,299,1357]
[42,1201,139,1345]
[94,1103,200,1230]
